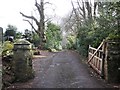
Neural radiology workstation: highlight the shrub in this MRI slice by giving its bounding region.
[2,41,14,57]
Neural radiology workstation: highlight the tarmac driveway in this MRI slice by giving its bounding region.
[7,50,113,89]
[32,50,109,88]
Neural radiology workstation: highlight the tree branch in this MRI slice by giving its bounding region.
[76,0,85,18]
[94,2,98,17]
[71,1,80,22]
[35,1,42,18]
[63,10,74,27]
[20,12,40,26]
[45,18,51,23]
[77,0,83,11]
[85,0,92,19]
[23,19,39,34]
[44,2,52,5]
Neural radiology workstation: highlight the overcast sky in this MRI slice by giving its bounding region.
[0,0,74,32]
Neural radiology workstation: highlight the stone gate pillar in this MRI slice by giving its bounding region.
[104,39,120,83]
[13,39,34,82]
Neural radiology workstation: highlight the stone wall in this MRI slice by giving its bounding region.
[104,39,120,83]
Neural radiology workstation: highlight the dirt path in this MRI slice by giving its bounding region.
[7,50,112,89]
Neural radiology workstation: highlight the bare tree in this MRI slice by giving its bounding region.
[61,11,78,36]
[72,0,98,20]
[20,0,49,49]
[61,0,99,37]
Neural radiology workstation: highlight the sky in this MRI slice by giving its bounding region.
[0,0,73,32]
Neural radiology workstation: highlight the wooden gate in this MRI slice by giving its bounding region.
[88,40,106,76]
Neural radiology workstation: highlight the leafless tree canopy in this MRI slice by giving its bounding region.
[62,0,99,34]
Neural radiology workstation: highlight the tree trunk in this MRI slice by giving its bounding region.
[39,0,45,49]
[20,0,46,49]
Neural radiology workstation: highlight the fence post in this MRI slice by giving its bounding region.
[88,45,90,59]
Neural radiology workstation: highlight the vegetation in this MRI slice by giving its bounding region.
[2,41,14,57]
[4,25,17,40]
[32,32,40,47]
[62,1,120,56]
[45,22,62,51]
[66,35,76,49]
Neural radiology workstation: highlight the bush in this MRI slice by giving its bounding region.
[2,41,14,57]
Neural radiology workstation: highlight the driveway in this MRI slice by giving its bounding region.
[7,50,113,89]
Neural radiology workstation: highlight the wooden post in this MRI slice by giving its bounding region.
[88,45,90,60]
[101,41,106,78]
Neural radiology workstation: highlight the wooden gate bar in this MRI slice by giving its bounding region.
[88,40,105,63]
[88,40,105,76]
